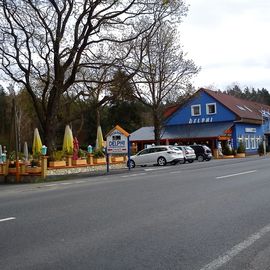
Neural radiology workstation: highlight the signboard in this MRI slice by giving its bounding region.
[106,125,129,154]
[189,117,213,124]
[245,128,256,133]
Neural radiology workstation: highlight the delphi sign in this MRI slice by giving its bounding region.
[106,125,130,154]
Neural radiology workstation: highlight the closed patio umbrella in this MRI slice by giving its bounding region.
[23,141,29,161]
[0,145,2,163]
[73,137,79,160]
[62,125,74,154]
[96,125,104,150]
[32,128,42,155]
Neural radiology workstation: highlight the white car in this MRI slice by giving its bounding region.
[128,145,184,168]
[175,145,196,163]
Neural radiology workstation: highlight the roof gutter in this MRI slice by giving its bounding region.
[234,118,262,125]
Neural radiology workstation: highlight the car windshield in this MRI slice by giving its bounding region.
[184,146,193,151]
[137,149,149,155]
[169,146,181,151]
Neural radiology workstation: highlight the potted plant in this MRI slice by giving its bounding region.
[72,149,87,165]
[222,144,234,158]
[65,149,73,166]
[8,151,17,173]
[231,148,237,156]
[30,153,41,166]
[27,158,42,173]
[49,151,66,167]
[8,161,17,174]
[27,153,41,170]
[235,141,246,158]
[93,149,106,164]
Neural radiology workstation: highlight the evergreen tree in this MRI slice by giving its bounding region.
[225,84,270,105]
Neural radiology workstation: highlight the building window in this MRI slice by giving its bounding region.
[251,135,256,149]
[256,136,262,149]
[112,135,121,141]
[245,135,250,149]
[237,135,243,143]
[191,105,201,116]
[206,103,217,115]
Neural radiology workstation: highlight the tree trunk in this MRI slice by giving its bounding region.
[96,107,101,127]
[153,110,162,145]
[44,116,58,156]
[44,89,62,155]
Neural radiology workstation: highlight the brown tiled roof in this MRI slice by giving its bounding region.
[164,104,180,119]
[201,88,270,121]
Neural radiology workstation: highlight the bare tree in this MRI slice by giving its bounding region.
[127,22,200,144]
[0,0,182,152]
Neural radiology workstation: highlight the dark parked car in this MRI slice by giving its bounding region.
[189,145,212,162]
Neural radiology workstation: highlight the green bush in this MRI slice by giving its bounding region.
[8,151,16,161]
[222,144,232,155]
[93,149,105,158]
[8,151,25,161]
[258,142,264,154]
[65,149,73,156]
[237,141,246,154]
[51,150,64,161]
[32,152,40,161]
[78,148,86,159]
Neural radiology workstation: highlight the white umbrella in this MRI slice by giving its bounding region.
[24,142,29,161]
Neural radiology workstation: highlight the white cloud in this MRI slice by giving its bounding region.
[181,0,270,90]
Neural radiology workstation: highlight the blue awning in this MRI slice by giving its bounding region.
[130,122,233,142]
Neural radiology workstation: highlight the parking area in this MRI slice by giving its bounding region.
[128,144,213,169]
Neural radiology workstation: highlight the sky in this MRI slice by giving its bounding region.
[180,0,270,91]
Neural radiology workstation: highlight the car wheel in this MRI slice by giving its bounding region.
[127,160,135,168]
[197,155,204,162]
[179,158,186,164]
[187,159,194,163]
[157,156,167,166]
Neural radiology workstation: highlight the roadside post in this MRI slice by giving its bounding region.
[106,125,130,173]
[106,147,109,173]
[127,136,131,171]
[41,145,48,179]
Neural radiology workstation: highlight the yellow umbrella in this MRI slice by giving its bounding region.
[32,128,42,155]
[62,125,74,154]
[96,125,104,150]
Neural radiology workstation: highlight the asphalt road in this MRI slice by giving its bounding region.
[1,157,270,270]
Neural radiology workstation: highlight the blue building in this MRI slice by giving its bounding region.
[130,88,270,156]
